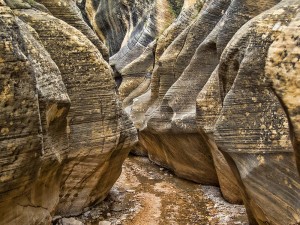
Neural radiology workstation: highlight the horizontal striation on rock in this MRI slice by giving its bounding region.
[119,0,203,120]
[149,0,281,133]
[109,0,180,74]
[118,41,156,107]
[0,0,137,224]
[150,0,231,102]
[0,3,69,224]
[127,0,234,185]
[109,0,300,223]
[1,0,300,224]
[128,0,284,196]
[85,0,155,56]
[35,0,109,61]
[214,1,300,224]
[138,131,218,184]
[85,0,176,61]
[15,8,137,215]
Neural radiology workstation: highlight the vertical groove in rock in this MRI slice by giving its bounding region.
[106,0,300,223]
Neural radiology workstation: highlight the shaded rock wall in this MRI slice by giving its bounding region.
[128,0,231,182]
[85,0,182,61]
[108,0,181,74]
[265,12,300,174]
[118,0,204,109]
[132,0,283,195]
[85,0,154,56]
[0,0,137,224]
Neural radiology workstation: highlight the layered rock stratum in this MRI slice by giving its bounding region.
[1,0,300,225]
[0,0,137,224]
[96,0,300,224]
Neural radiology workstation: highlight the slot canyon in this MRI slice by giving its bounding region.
[0,0,299,224]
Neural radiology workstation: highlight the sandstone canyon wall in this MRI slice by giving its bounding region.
[0,0,137,224]
[1,0,300,225]
[91,0,300,224]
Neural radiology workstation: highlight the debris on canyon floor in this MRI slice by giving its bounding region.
[56,155,248,225]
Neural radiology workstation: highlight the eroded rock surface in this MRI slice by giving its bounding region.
[0,0,137,224]
[265,12,300,174]
[130,0,233,186]
[97,0,300,224]
[1,0,300,224]
[130,0,285,196]
[214,1,300,224]
[118,0,204,109]
[85,0,182,63]
[35,0,109,61]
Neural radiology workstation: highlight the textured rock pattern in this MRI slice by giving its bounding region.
[98,0,300,224]
[265,12,300,174]
[1,0,300,224]
[0,5,54,224]
[85,0,181,62]
[214,1,300,224]
[118,41,155,108]
[85,0,153,55]
[127,0,232,186]
[131,0,284,197]
[119,0,203,109]
[35,0,109,61]
[108,0,181,73]
[0,0,137,224]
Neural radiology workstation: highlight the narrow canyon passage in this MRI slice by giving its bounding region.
[72,155,248,225]
[1,1,300,224]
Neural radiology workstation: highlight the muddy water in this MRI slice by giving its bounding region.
[77,155,248,225]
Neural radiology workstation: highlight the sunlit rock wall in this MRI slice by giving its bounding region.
[97,0,300,224]
[214,1,300,224]
[0,0,137,224]
[1,0,300,224]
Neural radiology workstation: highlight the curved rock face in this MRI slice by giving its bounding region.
[85,0,154,56]
[0,0,137,224]
[1,0,300,224]
[265,12,300,174]
[214,1,300,224]
[129,0,284,195]
[118,0,203,108]
[129,0,233,186]
[109,0,183,74]
[85,0,182,60]
[93,0,300,223]
[34,0,109,61]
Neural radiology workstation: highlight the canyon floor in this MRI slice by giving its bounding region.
[68,155,249,225]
